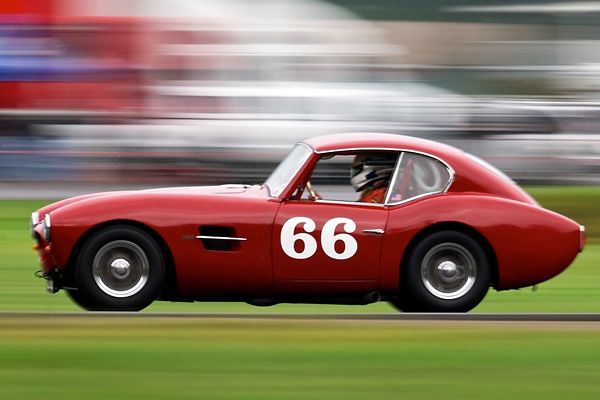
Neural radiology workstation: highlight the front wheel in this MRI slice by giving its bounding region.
[73,226,165,311]
[394,231,491,313]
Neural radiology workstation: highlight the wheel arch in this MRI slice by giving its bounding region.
[400,222,499,289]
[63,220,177,297]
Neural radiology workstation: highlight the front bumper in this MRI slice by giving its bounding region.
[35,267,63,293]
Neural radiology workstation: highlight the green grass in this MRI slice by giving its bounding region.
[1,315,600,400]
[1,189,599,399]
[526,186,600,241]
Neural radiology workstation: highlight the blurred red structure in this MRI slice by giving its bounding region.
[0,1,141,116]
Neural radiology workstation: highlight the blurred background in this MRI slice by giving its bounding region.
[2,0,600,196]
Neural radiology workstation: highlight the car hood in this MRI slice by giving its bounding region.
[34,184,266,218]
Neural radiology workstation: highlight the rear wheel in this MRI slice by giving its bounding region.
[72,226,165,311]
[394,231,491,313]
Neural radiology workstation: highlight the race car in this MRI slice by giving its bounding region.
[30,132,585,312]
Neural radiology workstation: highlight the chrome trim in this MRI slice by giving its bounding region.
[384,152,404,205]
[387,191,448,206]
[93,240,149,298]
[31,211,40,226]
[363,229,385,235]
[195,235,247,242]
[264,142,314,198]
[30,211,40,238]
[421,242,476,300]
[386,153,454,206]
[42,214,51,242]
[311,199,384,207]
[315,147,455,176]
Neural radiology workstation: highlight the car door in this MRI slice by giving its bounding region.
[272,200,388,283]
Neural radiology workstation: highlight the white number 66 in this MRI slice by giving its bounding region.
[281,217,358,260]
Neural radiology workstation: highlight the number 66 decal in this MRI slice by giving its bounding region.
[280,217,358,260]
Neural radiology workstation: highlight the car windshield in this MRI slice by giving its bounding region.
[264,143,313,198]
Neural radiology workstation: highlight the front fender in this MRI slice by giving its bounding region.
[42,192,201,270]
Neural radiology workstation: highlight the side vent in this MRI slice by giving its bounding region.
[197,226,245,251]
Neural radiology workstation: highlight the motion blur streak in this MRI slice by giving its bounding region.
[2,0,600,191]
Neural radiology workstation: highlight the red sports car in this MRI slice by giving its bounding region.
[30,133,585,312]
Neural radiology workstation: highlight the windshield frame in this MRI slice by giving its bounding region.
[264,143,313,198]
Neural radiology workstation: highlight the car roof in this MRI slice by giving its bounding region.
[303,132,538,206]
[303,132,462,159]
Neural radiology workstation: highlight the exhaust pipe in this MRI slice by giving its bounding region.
[362,292,381,305]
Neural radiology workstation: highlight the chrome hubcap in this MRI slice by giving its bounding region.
[93,240,149,298]
[110,258,131,279]
[421,243,476,300]
[438,261,460,283]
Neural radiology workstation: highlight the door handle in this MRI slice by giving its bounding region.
[363,229,385,235]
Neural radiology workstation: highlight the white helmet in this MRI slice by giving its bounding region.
[350,155,395,192]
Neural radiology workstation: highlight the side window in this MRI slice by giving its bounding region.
[389,153,450,203]
[300,152,399,204]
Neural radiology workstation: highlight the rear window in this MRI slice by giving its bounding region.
[388,152,452,203]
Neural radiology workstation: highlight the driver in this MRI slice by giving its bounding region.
[350,155,395,204]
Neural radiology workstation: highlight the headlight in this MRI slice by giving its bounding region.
[30,212,40,238]
[42,214,51,243]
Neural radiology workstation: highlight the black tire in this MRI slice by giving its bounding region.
[390,287,418,313]
[73,225,165,311]
[66,289,95,310]
[396,231,491,313]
